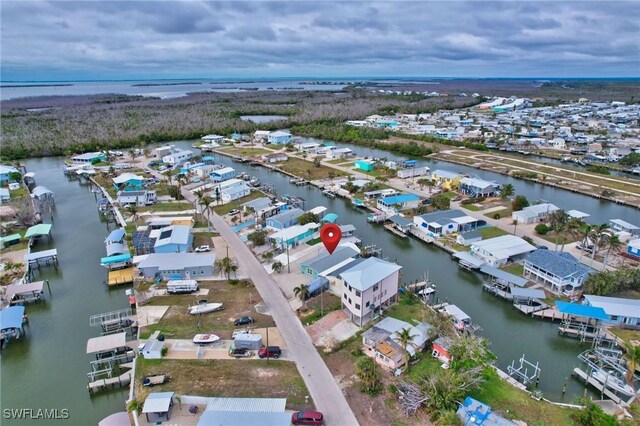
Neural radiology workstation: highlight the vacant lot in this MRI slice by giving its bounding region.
[276,157,346,181]
[135,358,313,410]
[140,280,275,339]
[211,191,265,215]
[479,226,508,239]
[218,147,273,156]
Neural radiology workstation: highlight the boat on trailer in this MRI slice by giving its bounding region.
[192,334,221,345]
[188,303,224,315]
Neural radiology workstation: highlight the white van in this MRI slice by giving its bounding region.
[166,280,199,294]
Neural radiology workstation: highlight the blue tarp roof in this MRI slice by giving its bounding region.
[0,306,25,331]
[556,301,610,321]
[322,213,338,223]
[101,253,132,264]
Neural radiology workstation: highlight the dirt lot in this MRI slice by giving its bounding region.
[135,358,313,411]
[276,157,347,180]
[140,280,275,339]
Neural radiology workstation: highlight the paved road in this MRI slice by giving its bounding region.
[180,189,359,426]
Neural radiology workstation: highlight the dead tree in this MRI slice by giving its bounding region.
[397,381,428,417]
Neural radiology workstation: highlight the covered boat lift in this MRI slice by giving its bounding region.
[0,306,26,348]
[453,251,485,270]
[24,249,58,270]
[4,280,48,304]
[556,301,610,342]
[24,223,53,242]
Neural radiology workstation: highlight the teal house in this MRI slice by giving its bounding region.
[354,160,375,172]
[113,173,145,192]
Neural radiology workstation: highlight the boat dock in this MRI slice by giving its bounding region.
[107,267,134,286]
[87,364,133,396]
[4,280,50,305]
[571,368,629,404]
[384,223,408,238]
[25,249,58,269]
[533,308,564,321]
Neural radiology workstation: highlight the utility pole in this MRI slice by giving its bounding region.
[266,326,270,365]
[286,244,290,273]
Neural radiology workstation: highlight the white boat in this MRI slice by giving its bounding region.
[192,334,220,345]
[590,369,636,397]
[188,303,224,315]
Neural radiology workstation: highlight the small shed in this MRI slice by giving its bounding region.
[142,339,165,359]
[24,223,53,241]
[432,336,453,362]
[456,230,482,246]
[0,233,22,249]
[142,392,174,423]
[234,333,263,350]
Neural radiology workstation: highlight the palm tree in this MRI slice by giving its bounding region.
[271,260,284,274]
[126,204,138,221]
[500,183,515,199]
[512,219,518,235]
[548,209,569,251]
[602,232,622,270]
[164,170,173,185]
[200,195,213,231]
[416,178,430,190]
[562,218,584,252]
[215,256,234,280]
[396,327,418,371]
[213,187,221,206]
[328,171,336,185]
[623,341,640,386]
[577,224,593,262]
[195,190,206,223]
[293,284,310,308]
[128,150,136,161]
[589,224,609,267]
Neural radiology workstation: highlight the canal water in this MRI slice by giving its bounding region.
[1,157,130,425]
[172,139,640,402]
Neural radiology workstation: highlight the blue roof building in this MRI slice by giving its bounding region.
[523,249,591,296]
[266,208,304,230]
[456,397,516,426]
[113,173,145,191]
[413,209,484,237]
[153,225,193,253]
[0,165,19,183]
[354,160,375,172]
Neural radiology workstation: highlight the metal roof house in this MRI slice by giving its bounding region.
[376,193,420,215]
[0,165,19,183]
[212,166,236,182]
[153,225,193,253]
[266,208,304,230]
[512,203,559,224]
[459,177,500,198]
[162,148,193,166]
[220,181,251,202]
[456,230,483,246]
[267,130,292,144]
[584,295,640,327]
[72,152,106,164]
[431,169,463,190]
[339,257,402,326]
[362,316,432,371]
[112,173,145,191]
[523,249,590,296]
[137,253,215,280]
[268,223,319,249]
[609,219,640,236]
[413,209,484,238]
[104,228,126,257]
[117,190,157,206]
[300,245,359,278]
[354,159,375,172]
[470,235,536,267]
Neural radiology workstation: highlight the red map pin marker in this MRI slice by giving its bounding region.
[320,223,342,255]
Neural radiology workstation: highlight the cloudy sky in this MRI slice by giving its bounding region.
[1,1,638,81]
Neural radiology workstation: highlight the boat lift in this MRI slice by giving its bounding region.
[89,308,136,335]
[507,354,541,388]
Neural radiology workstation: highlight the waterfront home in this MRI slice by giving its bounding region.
[523,249,590,295]
[354,159,375,172]
[104,228,126,257]
[261,153,288,163]
[113,173,145,191]
[413,209,484,238]
[361,317,432,371]
[300,245,360,278]
[268,223,319,249]
[117,190,157,206]
[376,194,420,215]
[162,148,193,166]
[180,162,206,174]
[459,177,500,198]
[136,253,215,280]
[192,164,218,178]
[155,145,174,158]
[211,166,236,182]
[202,134,225,143]
[266,208,304,229]
[216,179,251,202]
[397,166,430,179]
[627,238,640,258]
[567,209,590,220]
[0,188,9,203]
[295,142,321,153]
[432,336,453,363]
[387,215,415,234]
[456,230,482,246]
[511,203,559,224]
[153,225,192,253]
[267,130,292,144]
[363,188,398,200]
[583,295,640,328]
[72,152,106,164]
[327,148,354,159]
[431,170,463,190]
[339,257,402,326]
[0,165,19,183]
[253,130,271,142]
[456,397,516,426]
[609,219,640,237]
[470,235,536,267]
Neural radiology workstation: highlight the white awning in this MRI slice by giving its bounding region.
[86,332,127,354]
[142,392,175,414]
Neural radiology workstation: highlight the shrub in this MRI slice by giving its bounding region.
[493,213,501,219]
[461,196,486,205]
[511,195,530,211]
[248,230,268,246]
[535,224,549,235]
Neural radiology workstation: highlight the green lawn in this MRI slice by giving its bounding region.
[462,203,484,211]
[277,158,346,180]
[212,191,264,215]
[479,226,509,239]
[219,147,272,156]
[145,202,193,212]
[609,327,640,345]
[9,187,28,199]
[470,369,575,426]
[439,191,459,199]
[501,263,524,276]
[484,208,512,219]
[384,294,429,324]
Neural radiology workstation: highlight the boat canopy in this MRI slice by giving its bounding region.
[100,253,132,265]
[0,306,25,331]
[480,264,527,287]
[511,287,546,300]
[322,213,338,223]
[556,301,609,321]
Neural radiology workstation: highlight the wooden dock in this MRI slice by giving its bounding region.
[532,308,563,321]
[384,224,408,238]
[514,302,549,315]
[571,368,628,404]
[87,369,132,395]
[107,267,134,286]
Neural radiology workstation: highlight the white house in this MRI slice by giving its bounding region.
[339,257,402,326]
[326,148,354,159]
[261,153,288,163]
[584,295,640,328]
[413,209,484,238]
[609,219,640,237]
[523,249,590,295]
[397,166,430,179]
[253,130,271,142]
[219,181,251,203]
[511,203,559,224]
[162,149,193,166]
[470,235,536,267]
[295,142,321,153]
[117,190,157,206]
[211,167,236,182]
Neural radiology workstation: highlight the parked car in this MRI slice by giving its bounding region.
[149,161,159,167]
[228,209,240,216]
[229,348,253,358]
[258,345,281,359]
[292,410,324,425]
[234,316,254,326]
[194,245,210,253]
[577,244,594,254]
[158,166,168,172]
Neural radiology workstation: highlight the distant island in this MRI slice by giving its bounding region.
[1,83,74,88]
[131,82,202,87]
